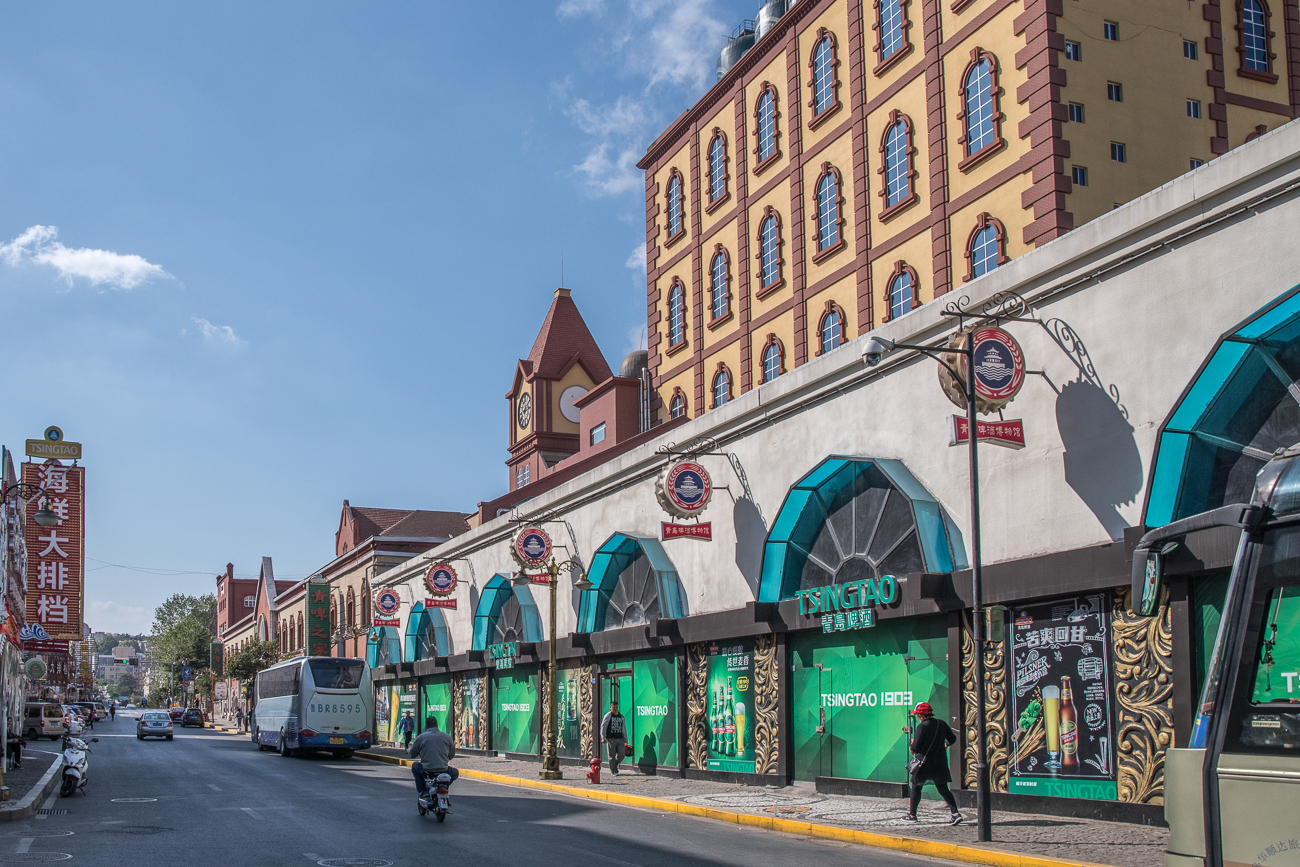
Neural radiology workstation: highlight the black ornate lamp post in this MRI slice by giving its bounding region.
[515,557,590,780]
[1,481,59,528]
[864,328,993,842]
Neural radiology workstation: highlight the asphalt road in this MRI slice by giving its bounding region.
[3,713,962,867]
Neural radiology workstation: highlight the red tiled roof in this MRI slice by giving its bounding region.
[350,507,411,539]
[524,290,612,383]
[383,510,471,540]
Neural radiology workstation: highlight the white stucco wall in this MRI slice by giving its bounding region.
[385,120,1300,655]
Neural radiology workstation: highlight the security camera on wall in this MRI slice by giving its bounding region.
[862,337,894,367]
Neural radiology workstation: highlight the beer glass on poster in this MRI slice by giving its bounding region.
[862,291,1033,843]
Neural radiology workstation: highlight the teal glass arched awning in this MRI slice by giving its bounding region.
[758,456,965,603]
[471,574,542,651]
[1145,284,1300,527]
[366,626,402,668]
[577,533,685,632]
[404,602,452,661]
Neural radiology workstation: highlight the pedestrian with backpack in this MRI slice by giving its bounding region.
[904,702,962,825]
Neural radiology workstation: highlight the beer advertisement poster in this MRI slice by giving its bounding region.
[458,675,483,750]
[374,687,391,744]
[492,667,540,754]
[706,641,756,773]
[1006,593,1118,800]
[556,666,584,759]
[421,680,451,734]
[632,652,679,769]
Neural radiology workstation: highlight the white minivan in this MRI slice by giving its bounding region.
[23,703,66,740]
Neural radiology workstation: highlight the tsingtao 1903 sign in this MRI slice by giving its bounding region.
[796,575,898,634]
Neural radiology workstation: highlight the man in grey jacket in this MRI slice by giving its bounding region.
[408,716,458,796]
[600,700,628,776]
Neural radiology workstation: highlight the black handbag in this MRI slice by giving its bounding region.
[906,722,939,781]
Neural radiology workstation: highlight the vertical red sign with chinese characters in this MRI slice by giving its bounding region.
[23,460,85,641]
[306,581,331,657]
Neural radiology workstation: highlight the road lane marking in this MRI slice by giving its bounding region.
[240,807,263,819]
[15,838,32,854]
[303,855,320,860]
[34,790,59,821]
[208,784,223,791]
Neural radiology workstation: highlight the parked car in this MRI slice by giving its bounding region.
[72,701,107,721]
[136,711,173,741]
[168,706,184,722]
[180,708,205,728]
[23,703,66,740]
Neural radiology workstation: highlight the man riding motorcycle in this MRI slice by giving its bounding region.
[408,715,458,797]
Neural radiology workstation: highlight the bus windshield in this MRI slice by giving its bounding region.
[309,658,364,690]
[1228,524,1300,752]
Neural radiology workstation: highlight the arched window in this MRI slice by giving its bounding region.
[754,84,780,169]
[958,49,1003,168]
[669,389,687,420]
[361,582,370,628]
[665,170,685,240]
[809,32,838,121]
[329,601,337,634]
[875,0,910,71]
[757,210,782,291]
[1239,0,1275,77]
[818,304,845,355]
[709,249,730,321]
[297,613,304,650]
[761,337,784,383]
[347,588,356,629]
[712,366,731,408]
[965,213,1008,281]
[707,131,728,205]
[886,263,918,321]
[879,111,916,214]
[667,282,686,348]
[814,166,842,254]
[243,595,254,608]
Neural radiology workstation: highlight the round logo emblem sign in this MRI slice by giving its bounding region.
[25,657,47,680]
[512,526,552,569]
[375,589,402,617]
[970,327,1025,404]
[425,563,458,597]
[656,460,713,518]
[44,426,63,443]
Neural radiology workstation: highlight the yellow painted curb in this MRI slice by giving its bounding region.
[352,752,1119,867]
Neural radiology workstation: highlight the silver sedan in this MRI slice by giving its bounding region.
[136,711,173,741]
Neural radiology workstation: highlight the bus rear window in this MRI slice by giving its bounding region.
[1233,530,1300,751]
[309,659,364,690]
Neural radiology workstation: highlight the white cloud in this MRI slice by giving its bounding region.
[557,0,606,17]
[565,96,650,138]
[574,143,643,196]
[625,242,647,270]
[0,225,169,290]
[191,315,245,346]
[626,324,648,355]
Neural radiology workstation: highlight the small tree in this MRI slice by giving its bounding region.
[226,641,280,683]
[115,673,138,696]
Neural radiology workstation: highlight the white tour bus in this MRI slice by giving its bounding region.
[251,657,373,758]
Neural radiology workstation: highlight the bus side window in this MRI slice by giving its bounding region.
[1234,585,1300,750]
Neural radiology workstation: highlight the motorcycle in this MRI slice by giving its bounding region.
[59,735,97,797]
[416,771,452,822]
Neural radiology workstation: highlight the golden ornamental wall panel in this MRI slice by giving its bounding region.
[1112,586,1175,805]
[753,634,780,774]
[685,642,710,769]
[579,662,596,759]
[961,611,1009,792]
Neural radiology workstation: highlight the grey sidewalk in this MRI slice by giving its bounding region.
[394,751,1168,867]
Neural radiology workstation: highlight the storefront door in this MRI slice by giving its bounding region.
[600,670,633,761]
[793,663,833,780]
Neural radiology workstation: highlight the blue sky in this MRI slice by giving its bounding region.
[0,1,752,633]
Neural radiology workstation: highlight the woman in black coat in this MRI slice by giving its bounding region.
[906,702,962,825]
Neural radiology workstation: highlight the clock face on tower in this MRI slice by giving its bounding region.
[559,385,588,423]
[517,393,532,429]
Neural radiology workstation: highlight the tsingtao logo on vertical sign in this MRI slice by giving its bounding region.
[656,460,713,519]
[512,526,552,570]
[373,588,402,626]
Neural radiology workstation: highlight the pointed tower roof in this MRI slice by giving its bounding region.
[523,288,612,383]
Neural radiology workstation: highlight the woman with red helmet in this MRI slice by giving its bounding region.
[905,701,962,825]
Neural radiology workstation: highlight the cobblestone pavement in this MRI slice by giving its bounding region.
[423,753,1168,867]
[1,748,57,803]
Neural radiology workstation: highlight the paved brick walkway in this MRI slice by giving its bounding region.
[368,747,1167,867]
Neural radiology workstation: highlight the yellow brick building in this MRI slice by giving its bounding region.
[638,0,1300,419]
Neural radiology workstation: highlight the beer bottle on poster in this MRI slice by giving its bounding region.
[709,686,719,752]
[1059,676,1079,768]
[724,677,737,757]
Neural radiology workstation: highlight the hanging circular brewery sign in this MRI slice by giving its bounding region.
[937,326,1026,414]
[656,460,713,518]
[374,588,402,618]
[25,657,47,681]
[512,526,553,570]
[425,563,458,597]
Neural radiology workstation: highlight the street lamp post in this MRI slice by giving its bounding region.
[864,329,993,842]
[517,558,590,781]
[1,481,60,527]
